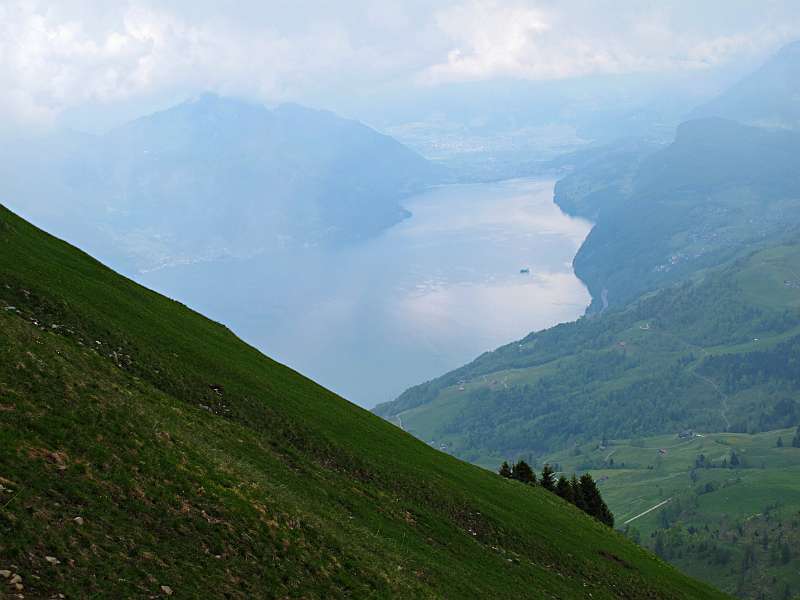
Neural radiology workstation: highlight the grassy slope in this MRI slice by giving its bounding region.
[376,242,800,467]
[0,204,726,598]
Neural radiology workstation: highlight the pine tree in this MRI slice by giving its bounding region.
[793,426,800,448]
[570,475,587,511]
[730,452,740,467]
[555,475,573,503]
[777,436,784,448]
[579,473,614,527]
[498,461,512,478]
[540,464,556,491]
[511,460,535,485]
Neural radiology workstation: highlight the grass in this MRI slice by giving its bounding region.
[546,428,800,598]
[548,429,800,533]
[0,204,728,598]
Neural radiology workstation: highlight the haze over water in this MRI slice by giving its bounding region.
[139,178,592,407]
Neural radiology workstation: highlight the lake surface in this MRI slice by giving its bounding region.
[139,178,592,408]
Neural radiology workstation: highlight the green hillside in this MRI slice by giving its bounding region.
[0,204,725,598]
[375,240,800,466]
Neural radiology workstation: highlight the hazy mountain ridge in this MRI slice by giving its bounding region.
[0,94,441,273]
[549,137,661,222]
[691,40,800,129]
[570,117,800,313]
[553,39,800,314]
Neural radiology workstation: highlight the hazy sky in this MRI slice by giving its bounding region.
[2,0,800,128]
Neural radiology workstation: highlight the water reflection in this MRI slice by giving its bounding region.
[139,178,592,408]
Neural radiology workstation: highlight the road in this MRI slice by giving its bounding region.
[623,498,672,525]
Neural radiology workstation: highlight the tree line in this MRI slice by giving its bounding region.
[498,460,614,527]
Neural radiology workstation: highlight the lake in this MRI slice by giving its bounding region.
[138,178,592,408]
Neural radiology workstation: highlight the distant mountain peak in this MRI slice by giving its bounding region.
[690,39,800,128]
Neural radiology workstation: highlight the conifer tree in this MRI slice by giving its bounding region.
[511,460,535,485]
[579,473,614,527]
[793,426,800,448]
[776,437,783,448]
[540,464,556,491]
[555,475,573,503]
[570,475,587,511]
[498,461,512,478]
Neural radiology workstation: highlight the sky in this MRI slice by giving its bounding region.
[2,0,800,130]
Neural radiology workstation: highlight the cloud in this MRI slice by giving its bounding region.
[420,2,555,83]
[0,1,369,126]
[420,1,800,85]
[1,0,799,126]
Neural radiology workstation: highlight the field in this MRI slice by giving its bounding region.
[547,428,800,598]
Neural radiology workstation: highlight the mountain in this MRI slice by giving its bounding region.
[0,94,440,273]
[0,204,725,598]
[562,118,800,313]
[548,137,661,222]
[691,40,800,129]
